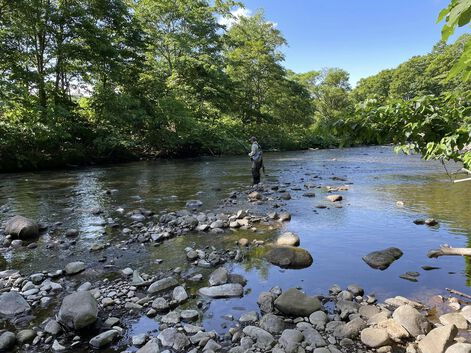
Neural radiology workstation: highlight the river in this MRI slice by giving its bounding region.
[0,146,470,351]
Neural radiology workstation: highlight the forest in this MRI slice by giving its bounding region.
[0,0,470,172]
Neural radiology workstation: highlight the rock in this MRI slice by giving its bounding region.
[439,313,468,329]
[180,310,199,321]
[242,326,274,350]
[362,247,403,270]
[275,232,300,247]
[425,218,438,226]
[158,328,189,351]
[147,277,178,294]
[0,331,15,351]
[279,329,304,353]
[64,261,86,275]
[309,311,328,330]
[52,340,66,352]
[239,311,258,325]
[152,297,169,312]
[274,288,321,317]
[265,246,313,269]
[45,319,63,335]
[392,304,429,337]
[278,212,291,222]
[446,343,471,353]
[378,319,409,342]
[238,238,249,246]
[360,328,390,348]
[58,291,98,330]
[0,291,31,317]
[172,286,188,302]
[65,228,79,237]
[418,324,457,353]
[209,267,228,286]
[326,195,342,202]
[122,267,133,276]
[347,284,364,296]
[132,334,148,347]
[198,283,243,298]
[16,329,36,344]
[186,200,203,208]
[359,305,380,319]
[5,215,39,238]
[248,192,262,201]
[260,314,285,334]
[89,330,119,348]
[336,300,359,319]
[137,338,160,353]
[257,291,275,313]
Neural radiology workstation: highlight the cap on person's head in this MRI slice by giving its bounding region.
[249,136,257,142]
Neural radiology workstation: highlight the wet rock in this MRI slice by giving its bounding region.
[347,284,364,296]
[274,288,321,317]
[58,291,98,330]
[65,228,79,237]
[260,314,285,334]
[5,215,39,239]
[418,324,457,353]
[186,200,203,208]
[158,328,190,351]
[0,291,31,318]
[248,192,262,201]
[147,277,178,294]
[400,272,419,282]
[265,246,313,269]
[326,195,342,202]
[172,286,188,303]
[278,212,291,222]
[362,247,403,270]
[0,331,15,351]
[239,311,258,325]
[132,333,147,347]
[440,312,468,329]
[279,329,303,353]
[89,330,119,348]
[180,309,199,321]
[64,261,86,275]
[209,267,228,286]
[360,328,390,348]
[425,218,439,226]
[280,192,291,200]
[392,304,429,337]
[198,283,243,298]
[242,326,274,350]
[136,338,160,353]
[275,232,300,247]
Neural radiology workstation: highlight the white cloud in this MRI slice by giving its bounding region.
[218,7,252,29]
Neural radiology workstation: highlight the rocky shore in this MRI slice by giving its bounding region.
[0,180,467,353]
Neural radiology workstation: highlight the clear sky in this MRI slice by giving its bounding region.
[239,0,469,85]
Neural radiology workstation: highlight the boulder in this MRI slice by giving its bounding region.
[209,267,228,286]
[418,324,457,353]
[89,330,119,348]
[274,288,321,317]
[58,291,98,330]
[147,277,178,294]
[0,291,31,317]
[172,286,188,303]
[362,247,403,270]
[4,215,39,239]
[157,328,189,351]
[360,328,390,348]
[275,232,300,247]
[440,312,468,329]
[64,261,86,275]
[279,329,304,353]
[392,304,429,337]
[198,283,243,298]
[260,314,285,334]
[265,247,313,269]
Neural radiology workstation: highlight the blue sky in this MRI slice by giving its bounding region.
[238,0,469,85]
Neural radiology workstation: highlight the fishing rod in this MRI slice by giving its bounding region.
[226,131,266,175]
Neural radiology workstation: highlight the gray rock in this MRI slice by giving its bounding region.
[64,261,86,275]
[257,291,275,313]
[297,324,327,347]
[52,340,66,352]
[274,288,321,317]
[186,200,203,208]
[309,311,328,330]
[16,329,36,344]
[152,297,169,312]
[147,277,178,294]
[418,324,457,353]
[358,305,380,319]
[334,317,366,338]
[158,328,189,351]
[0,331,15,351]
[89,330,119,348]
[242,326,274,350]
[172,286,188,302]
[209,267,228,286]
[58,291,98,329]
[45,319,62,335]
[275,232,300,246]
[360,328,390,348]
[260,314,285,334]
[347,284,364,296]
[5,215,39,238]
[198,284,243,298]
[239,311,258,325]
[392,304,429,337]
[137,338,160,353]
[336,300,359,320]
[0,291,31,317]
[181,309,199,321]
[279,212,291,222]
[362,247,403,270]
[440,312,468,329]
[132,333,148,347]
[279,329,303,353]
[265,247,313,269]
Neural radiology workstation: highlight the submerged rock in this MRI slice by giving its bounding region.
[265,246,313,269]
[5,215,39,239]
[274,288,321,317]
[198,283,244,298]
[362,247,403,270]
[275,232,300,247]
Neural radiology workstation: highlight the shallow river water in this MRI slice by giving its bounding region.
[0,146,470,351]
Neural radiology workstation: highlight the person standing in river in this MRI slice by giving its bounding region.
[248,136,263,185]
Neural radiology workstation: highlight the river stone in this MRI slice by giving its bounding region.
[257,291,275,313]
[362,247,403,270]
[378,318,409,342]
[147,277,178,294]
[172,286,188,302]
[240,311,258,324]
[440,312,468,329]
[52,340,66,352]
[151,297,169,312]
[157,328,189,351]
[58,291,98,329]
[276,232,300,246]
[64,261,86,275]
[446,343,471,353]
[16,329,36,344]
[198,283,243,298]
[260,314,285,334]
[0,291,31,317]
[418,324,457,353]
[360,328,390,348]
[265,246,313,269]
[279,212,291,222]
[209,267,228,286]
[309,311,328,330]
[0,331,15,351]
[392,304,428,337]
[181,309,199,321]
[5,215,39,239]
[89,330,119,348]
[334,317,366,338]
[326,195,342,202]
[136,338,160,353]
[274,288,321,317]
[242,326,275,350]
[186,200,203,208]
[359,305,380,319]
[45,319,63,335]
